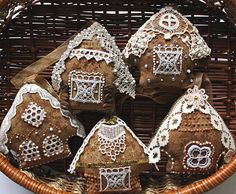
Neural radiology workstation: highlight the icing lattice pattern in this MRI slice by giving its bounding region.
[153,45,183,75]
[52,22,136,98]
[19,140,41,162]
[98,123,126,161]
[42,135,64,157]
[21,102,47,127]
[0,84,85,155]
[123,7,211,60]
[68,116,148,173]
[69,70,105,104]
[99,166,131,191]
[148,85,236,164]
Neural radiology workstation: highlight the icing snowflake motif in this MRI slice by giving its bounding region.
[19,140,41,162]
[148,146,161,164]
[185,86,208,110]
[153,45,183,75]
[69,70,105,104]
[98,123,126,161]
[42,135,64,157]
[184,142,214,169]
[99,166,131,191]
[21,102,47,127]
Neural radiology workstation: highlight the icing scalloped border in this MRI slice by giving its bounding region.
[0,84,85,154]
[51,22,136,98]
[68,116,149,173]
[123,7,211,61]
[148,85,236,164]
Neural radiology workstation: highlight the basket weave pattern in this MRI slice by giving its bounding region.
[0,0,236,193]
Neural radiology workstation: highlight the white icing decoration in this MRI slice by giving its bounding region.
[21,102,47,127]
[68,116,149,173]
[0,84,85,154]
[19,140,41,162]
[148,85,236,164]
[148,146,161,164]
[51,22,136,98]
[69,48,113,64]
[69,70,105,104]
[99,166,131,191]
[42,135,64,157]
[159,12,180,31]
[123,7,211,60]
[185,142,213,169]
[153,45,183,75]
[98,123,126,161]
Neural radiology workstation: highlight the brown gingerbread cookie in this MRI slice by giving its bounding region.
[51,21,135,114]
[148,86,235,174]
[123,7,211,103]
[0,83,85,169]
[69,116,149,193]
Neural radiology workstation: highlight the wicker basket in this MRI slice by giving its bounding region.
[0,0,236,193]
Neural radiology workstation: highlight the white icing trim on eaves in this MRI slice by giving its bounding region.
[51,22,136,98]
[0,84,85,154]
[68,116,149,174]
[148,86,235,164]
[123,7,211,61]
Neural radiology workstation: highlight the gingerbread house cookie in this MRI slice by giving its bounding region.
[148,86,236,174]
[51,21,135,114]
[123,7,211,102]
[69,116,149,193]
[0,83,85,168]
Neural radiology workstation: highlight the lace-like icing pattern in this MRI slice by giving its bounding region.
[148,85,236,164]
[21,102,47,127]
[68,116,148,173]
[19,140,41,162]
[123,7,211,60]
[98,124,126,161]
[153,45,183,75]
[42,135,64,157]
[0,84,85,154]
[99,166,131,191]
[69,48,113,64]
[69,70,105,104]
[184,142,214,170]
[52,22,135,98]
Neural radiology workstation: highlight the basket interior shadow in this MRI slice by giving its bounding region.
[0,0,236,193]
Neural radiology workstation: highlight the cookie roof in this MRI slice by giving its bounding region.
[148,85,236,164]
[123,7,211,61]
[68,116,149,173]
[0,83,85,154]
[51,21,136,98]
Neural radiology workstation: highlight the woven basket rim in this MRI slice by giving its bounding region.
[0,153,236,194]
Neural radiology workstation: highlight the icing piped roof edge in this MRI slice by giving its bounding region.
[148,85,235,164]
[0,83,85,154]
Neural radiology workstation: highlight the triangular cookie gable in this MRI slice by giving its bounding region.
[68,116,149,193]
[148,86,235,174]
[51,21,135,113]
[0,83,85,168]
[123,7,211,100]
